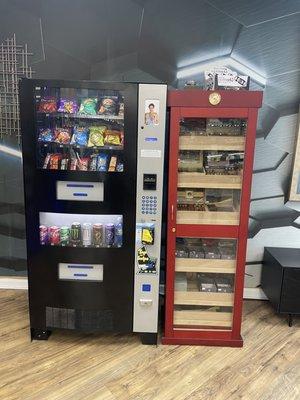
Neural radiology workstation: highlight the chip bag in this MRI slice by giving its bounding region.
[38,97,57,113]
[38,128,54,142]
[87,126,106,147]
[98,96,118,115]
[58,99,78,114]
[79,98,98,115]
[104,130,122,146]
[71,126,89,146]
[54,127,72,144]
[97,153,108,172]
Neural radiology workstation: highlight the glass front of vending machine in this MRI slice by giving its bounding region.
[20,80,167,344]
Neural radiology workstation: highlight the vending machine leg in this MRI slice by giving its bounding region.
[31,328,52,341]
[140,333,158,345]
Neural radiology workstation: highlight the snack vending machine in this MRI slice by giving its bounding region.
[20,79,167,344]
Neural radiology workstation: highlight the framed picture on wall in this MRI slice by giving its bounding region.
[289,106,300,201]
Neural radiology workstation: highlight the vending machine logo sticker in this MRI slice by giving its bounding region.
[145,137,158,142]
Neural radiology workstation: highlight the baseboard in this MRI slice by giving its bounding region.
[243,287,267,300]
[0,277,28,290]
[0,278,268,299]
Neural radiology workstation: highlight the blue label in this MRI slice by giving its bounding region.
[145,137,158,142]
[142,284,151,292]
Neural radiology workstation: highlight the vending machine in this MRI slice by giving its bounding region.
[20,79,167,344]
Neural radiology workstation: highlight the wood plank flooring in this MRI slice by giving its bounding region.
[0,290,299,400]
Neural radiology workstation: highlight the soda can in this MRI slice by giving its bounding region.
[40,225,48,245]
[82,223,92,247]
[60,226,70,246]
[49,226,60,246]
[114,219,123,247]
[70,222,81,246]
[93,223,103,247]
[105,223,115,247]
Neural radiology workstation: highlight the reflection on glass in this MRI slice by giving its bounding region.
[39,212,123,248]
[204,151,244,175]
[178,150,203,173]
[35,86,124,172]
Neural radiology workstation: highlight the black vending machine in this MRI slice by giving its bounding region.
[20,79,167,343]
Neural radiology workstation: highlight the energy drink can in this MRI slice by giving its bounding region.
[40,225,48,245]
[49,226,60,246]
[105,223,115,247]
[70,222,81,246]
[114,218,123,247]
[92,223,103,247]
[60,226,70,246]
[82,223,92,247]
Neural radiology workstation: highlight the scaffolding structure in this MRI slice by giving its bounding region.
[0,34,34,143]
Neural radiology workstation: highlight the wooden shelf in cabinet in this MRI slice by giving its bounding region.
[175,258,236,274]
[174,291,234,307]
[178,173,242,189]
[173,310,232,327]
[177,210,239,225]
[179,135,245,151]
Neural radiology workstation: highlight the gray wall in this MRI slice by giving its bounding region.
[0,0,299,285]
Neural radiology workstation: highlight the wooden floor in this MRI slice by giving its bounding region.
[0,290,299,400]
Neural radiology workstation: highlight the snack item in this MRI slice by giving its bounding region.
[87,126,106,147]
[108,156,117,172]
[58,99,78,114]
[118,102,124,117]
[60,157,69,170]
[54,127,72,144]
[116,161,124,172]
[38,128,54,142]
[78,157,89,171]
[49,154,61,170]
[38,97,57,113]
[43,153,51,169]
[71,126,89,146]
[98,96,118,115]
[104,130,122,146]
[79,98,97,115]
[70,158,78,170]
[89,155,98,171]
[97,153,108,172]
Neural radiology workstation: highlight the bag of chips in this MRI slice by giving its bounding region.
[79,98,98,115]
[38,97,57,113]
[71,126,89,146]
[104,130,122,146]
[98,96,118,115]
[97,153,108,172]
[58,99,78,114]
[87,126,106,147]
[38,128,54,142]
[54,128,72,144]
[78,157,89,171]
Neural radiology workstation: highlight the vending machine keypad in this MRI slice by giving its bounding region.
[141,195,157,215]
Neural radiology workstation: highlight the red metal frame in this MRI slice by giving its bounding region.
[162,90,263,347]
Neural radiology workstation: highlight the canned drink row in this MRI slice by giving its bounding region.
[40,221,122,248]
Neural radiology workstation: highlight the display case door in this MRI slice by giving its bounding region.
[20,80,138,333]
[165,106,258,342]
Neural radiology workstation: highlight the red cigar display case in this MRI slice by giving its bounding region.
[162,90,262,347]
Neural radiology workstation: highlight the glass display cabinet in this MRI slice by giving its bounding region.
[162,90,263,347]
